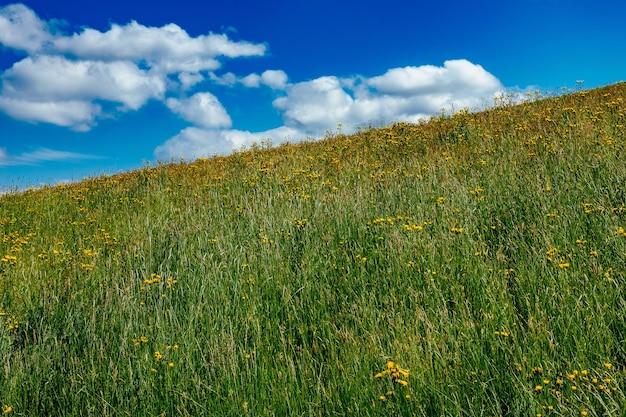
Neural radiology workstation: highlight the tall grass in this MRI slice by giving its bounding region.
[1,83,625,416]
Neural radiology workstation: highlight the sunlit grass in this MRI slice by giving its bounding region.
[1,83,625,416]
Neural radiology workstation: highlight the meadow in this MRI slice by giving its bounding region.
[1,83,625,416]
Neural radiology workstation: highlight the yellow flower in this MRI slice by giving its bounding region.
[154,351,163,361]
[2,406,12,415]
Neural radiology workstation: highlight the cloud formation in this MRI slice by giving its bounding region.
[0,147,99,167]
[0,3,265,130]
[155,59,503,160]
[1,4,505,163]
[165,93,232,129]
[275,59,502,135]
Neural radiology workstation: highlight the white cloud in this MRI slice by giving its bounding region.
[0,96,101,131]
[1,5,507,167]
[178,72,204,90]
[261,70,288,89]
[240,73,262,88]
[0,147,100,166]
[273,76,354,133]
[213,69,288,89]
[156,60,504,160]
[0,3,266,130]
[2,55,166,110]
[165,93,232,129]
[50,22,265,74]
[368,59,501,97]
[0,3,52,53]
[154,126,302,161]
[271,60,503,136]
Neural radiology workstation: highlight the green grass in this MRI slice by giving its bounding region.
[1,83,625,416]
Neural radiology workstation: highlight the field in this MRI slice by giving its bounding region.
[1,83,625,416]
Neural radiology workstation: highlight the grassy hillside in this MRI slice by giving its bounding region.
[1,83,625,416]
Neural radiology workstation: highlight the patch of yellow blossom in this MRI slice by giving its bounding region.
[375,361,410,400]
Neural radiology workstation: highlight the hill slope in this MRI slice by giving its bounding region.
[1,83,625,416]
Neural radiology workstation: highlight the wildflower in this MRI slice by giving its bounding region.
[154,351,163,361]
[535,385,543,392]
[2,406,12,414]
[604,362,612,370]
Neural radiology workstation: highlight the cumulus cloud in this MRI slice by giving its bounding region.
[2,55,166,109]
[0,3,266,130]
[0,4,507,166]
[52,22,265,73]
[269,59,503,137]
[213,69,288,89]
[0,3,52,53]
[165,93,232,129]
[273,76,353,133]
[154,126,301,161]
[0,96,101,131]
[156,60,504,160]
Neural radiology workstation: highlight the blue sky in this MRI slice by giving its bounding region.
[1,0,625,192]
